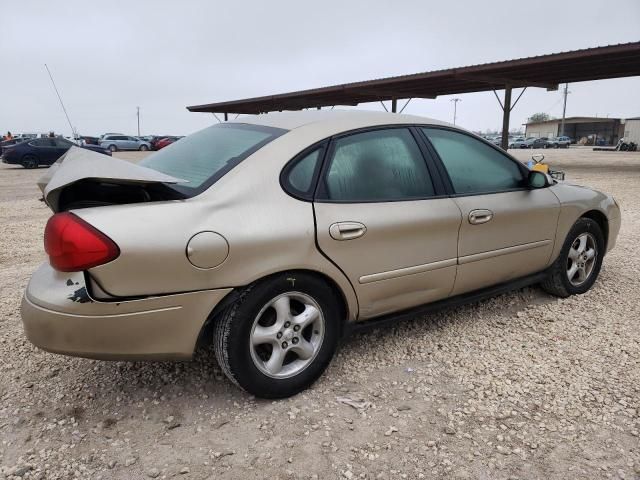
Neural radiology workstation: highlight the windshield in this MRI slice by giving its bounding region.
[140,123,287,196]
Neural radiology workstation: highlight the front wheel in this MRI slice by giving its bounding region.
[139,144,148,151]
[540,218,604,298]
[108,144,117,152]
[214,272,341,398]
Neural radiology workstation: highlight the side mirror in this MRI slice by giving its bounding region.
[528,170,550,188]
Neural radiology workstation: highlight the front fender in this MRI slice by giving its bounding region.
[548,183,620,262]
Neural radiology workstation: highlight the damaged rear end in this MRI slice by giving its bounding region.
[22,123,287,360]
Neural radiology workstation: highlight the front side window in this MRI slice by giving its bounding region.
[422,128,524,195]
[140,123,287,196]
[321,128,434,202]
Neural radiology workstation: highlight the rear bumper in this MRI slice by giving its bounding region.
[21,263,232,360]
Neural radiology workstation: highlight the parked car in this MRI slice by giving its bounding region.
[22,111,620,398]
[522,137,549,148]
[154,136,183,150]
[547,136,571,148]
[147,135,170,150]
[2,137,111,168]
[508,137,527,148]
[77,136,100,146]
[100,135,151,152]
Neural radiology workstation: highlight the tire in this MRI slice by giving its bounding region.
[21,155,38,169]
[214,272,341,398]
[108,144,117,152]
[554,144,559,149]
[139,144,148,151]
[540,217,604,298]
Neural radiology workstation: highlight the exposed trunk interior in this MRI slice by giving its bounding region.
[57,179,185,212]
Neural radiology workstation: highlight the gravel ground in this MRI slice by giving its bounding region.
[1,148,639,479]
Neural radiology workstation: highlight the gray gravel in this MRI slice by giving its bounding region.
[1,148,639,479]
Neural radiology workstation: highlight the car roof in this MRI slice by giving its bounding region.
[225,109,451,131]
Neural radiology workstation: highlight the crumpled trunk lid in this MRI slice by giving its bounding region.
[39,147,185,212]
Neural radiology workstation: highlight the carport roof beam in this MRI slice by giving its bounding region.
[187,42,640,115]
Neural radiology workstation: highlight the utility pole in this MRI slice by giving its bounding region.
[560,83,570,136]
[136,106,141,136]
[450,98,461,125]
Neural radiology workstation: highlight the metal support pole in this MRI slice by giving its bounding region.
[501,86,512,150]
[224,112,228,121]
[136,106,140,136]
[391,98,397,113]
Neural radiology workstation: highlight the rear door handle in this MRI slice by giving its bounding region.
[468,209,493,225]
[329,222,367,240]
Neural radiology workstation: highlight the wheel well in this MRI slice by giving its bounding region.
[195,269,350,349]
[582,210,609,250]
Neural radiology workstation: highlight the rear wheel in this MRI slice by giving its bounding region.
[541,218,604,298]
[214,272,341,398]
[21,154,38,169]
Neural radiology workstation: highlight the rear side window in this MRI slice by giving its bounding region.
[140,123,287,197]
[321,128,434,202]
[283,147,324,199]
[422,128,524,195]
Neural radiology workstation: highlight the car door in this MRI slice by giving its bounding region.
[53,138,73,162]
[126,136,139,150]
[421,127,560,296]
[32,138,58,163]
[312,127,462,320]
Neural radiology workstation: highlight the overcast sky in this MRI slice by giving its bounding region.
[1,0,639,137]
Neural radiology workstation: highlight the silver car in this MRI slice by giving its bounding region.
[100,134,151,152]
[22,111,621,398]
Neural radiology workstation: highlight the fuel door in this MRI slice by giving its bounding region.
[186,231,229,269]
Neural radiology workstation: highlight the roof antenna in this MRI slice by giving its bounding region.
[44,64,77,137]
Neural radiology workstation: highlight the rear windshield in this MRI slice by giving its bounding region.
[140,123,287,196]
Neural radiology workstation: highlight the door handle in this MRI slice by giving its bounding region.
[329,222,367,241]
[468,209,493,225]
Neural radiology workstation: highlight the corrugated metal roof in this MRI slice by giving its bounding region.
[188,42,640,114]
[525,116,621,125]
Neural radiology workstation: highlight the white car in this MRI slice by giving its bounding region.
[100,135,151,152]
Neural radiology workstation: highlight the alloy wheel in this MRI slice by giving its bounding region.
[249,292,325,379]
[566,232,597,286]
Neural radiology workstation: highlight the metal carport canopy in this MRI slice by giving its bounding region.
[187,42,640,148]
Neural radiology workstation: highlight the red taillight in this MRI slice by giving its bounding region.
[44,213,119,272]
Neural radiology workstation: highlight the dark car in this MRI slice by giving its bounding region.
[1,137,111,168]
